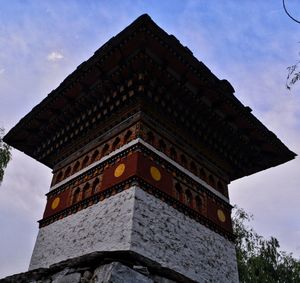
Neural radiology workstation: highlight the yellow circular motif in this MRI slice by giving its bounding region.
[51,197,60,210]
[150,166,161,181]
[217,209,226,223]
[114,163,126,178]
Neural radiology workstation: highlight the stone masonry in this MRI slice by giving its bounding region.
[29,186,238,282]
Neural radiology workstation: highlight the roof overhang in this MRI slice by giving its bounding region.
[4,14,296,180]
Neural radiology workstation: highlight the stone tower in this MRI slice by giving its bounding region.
[3,14,295,282]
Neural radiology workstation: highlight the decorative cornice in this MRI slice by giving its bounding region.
[50,138,229,203]
[4,14,296,180]
[40,183,235,242]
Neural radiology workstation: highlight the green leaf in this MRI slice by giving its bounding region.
[0,127,11,185]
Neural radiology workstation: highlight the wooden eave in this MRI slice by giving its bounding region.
[4,14,296,180]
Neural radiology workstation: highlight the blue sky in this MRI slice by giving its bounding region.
[1,0,300,278]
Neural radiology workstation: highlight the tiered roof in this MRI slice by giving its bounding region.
[4,14,296,180]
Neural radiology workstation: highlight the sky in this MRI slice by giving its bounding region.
[1,0,300,278]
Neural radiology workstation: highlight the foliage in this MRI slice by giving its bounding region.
[282,0,300,90]
[286,60,300,90]
[0,127,11,184]
[233,206,300,283]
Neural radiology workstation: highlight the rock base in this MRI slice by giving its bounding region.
[0,251,193,283]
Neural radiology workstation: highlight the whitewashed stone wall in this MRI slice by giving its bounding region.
[29,187,239,282]
[131,188,239,283]
[29,188,135,270]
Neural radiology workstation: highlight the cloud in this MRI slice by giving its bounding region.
[171,1,300,259]
[47,51,64,61]
[0,68,4,75]
[0,149,51,277]
[225,60,300,258]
